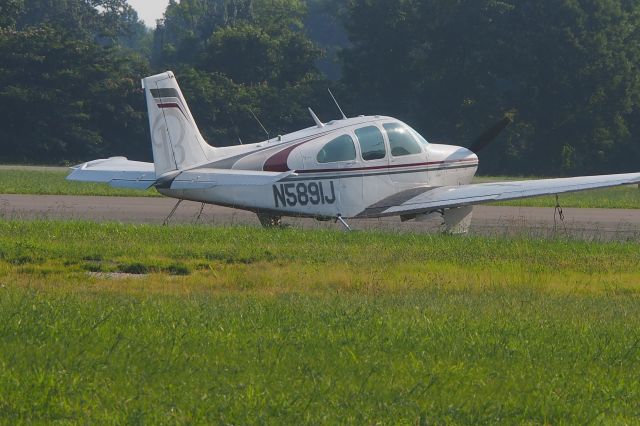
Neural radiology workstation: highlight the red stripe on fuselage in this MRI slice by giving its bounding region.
[262,134,335,172]
[263,141,309,172]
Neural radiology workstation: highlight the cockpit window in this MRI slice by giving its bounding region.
[317,134,356,163]
[383,123,422,157]
[355,126,386,161]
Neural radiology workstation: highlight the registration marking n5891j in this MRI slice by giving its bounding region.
[273,181,336,207]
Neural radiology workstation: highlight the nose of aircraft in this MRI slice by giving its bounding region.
[449,146,478,163]
[465,148,479,163]
[427,143,479,164]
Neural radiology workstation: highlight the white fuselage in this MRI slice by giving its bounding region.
[158,116,479,219]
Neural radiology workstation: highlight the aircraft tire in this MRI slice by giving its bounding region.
[257,213,283,228]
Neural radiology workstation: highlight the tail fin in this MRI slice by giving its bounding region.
[142,71,215,177]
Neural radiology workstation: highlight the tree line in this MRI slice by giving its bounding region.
[1,0,639,175]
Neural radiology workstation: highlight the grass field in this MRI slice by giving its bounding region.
[1,166,638,208]
[1,221,640,423]
[0,167,159,197]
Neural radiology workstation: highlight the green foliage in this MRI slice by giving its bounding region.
[304,0,349,79]
[16,0,146,45]
[202,23,320,86]
[154,0,308,68]
[0,0,22,27]
[1,221,640,422]
[0,0,152,164]
[340,0,640,175]
[204,24,280,84]
[0,26,149,163]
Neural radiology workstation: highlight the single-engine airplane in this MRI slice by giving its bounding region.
[68,71,640,232]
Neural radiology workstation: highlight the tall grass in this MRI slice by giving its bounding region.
[1,221,640,423]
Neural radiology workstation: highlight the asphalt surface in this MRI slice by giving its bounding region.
[1,194,639,240]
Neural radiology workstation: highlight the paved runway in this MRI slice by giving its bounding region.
[1,194,639,240]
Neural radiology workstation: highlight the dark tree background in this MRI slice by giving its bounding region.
[0,0,150,162]
[1,0,639,175]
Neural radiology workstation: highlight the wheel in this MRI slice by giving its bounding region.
[257,213,282,228]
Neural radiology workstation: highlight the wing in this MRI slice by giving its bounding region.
[359,173,640,217]
[68,157,294,190]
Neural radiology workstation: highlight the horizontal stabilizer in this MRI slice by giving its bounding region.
[169,168,295,190]
[67,157,156,189]
[359,173,640,217]
[67,157,295,190]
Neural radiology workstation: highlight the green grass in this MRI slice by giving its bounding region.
[1,221,640,423]
[0,167,159,197]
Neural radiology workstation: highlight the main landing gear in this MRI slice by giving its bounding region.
[256,213,353,231]
[335,215,352,231]
[402,206,474,234]
[442,206,473,234]
[256,213,283,228]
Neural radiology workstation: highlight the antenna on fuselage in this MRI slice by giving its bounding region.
[328,88,347,120]
[249,108,270,141]
[308,107,325,128]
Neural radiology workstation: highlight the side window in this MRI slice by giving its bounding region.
[383,123,422,157]
[317,134,356,163]
[355,126,386,161]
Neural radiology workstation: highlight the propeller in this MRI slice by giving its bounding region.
[468,116,512,153]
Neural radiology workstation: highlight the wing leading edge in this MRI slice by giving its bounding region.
[67,157,294,190]
[358,173,640,218]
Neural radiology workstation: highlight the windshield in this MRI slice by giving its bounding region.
[383,123,422,156]
[405,124,429,145]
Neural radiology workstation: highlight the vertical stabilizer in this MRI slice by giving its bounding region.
[142,71,215,177]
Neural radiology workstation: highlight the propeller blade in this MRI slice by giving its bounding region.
[469,116,512,153]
